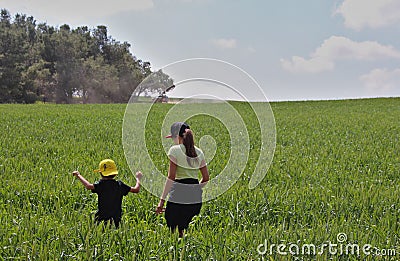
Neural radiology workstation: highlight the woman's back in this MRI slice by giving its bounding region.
[168,144,205,180]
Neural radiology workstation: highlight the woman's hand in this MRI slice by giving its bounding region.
[155,199,165,214]
[72,170,80,177]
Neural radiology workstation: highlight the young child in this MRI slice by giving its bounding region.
[72,159,142,228]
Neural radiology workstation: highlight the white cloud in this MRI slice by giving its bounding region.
[281,36,400,73]
[360,68,400,93]
[1,0,154,24]
[210,38,237,49]
[281,56,334,74]
[246,46,256,54]
[335,0,400,30]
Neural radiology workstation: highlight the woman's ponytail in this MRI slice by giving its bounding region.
[182,129,198,167]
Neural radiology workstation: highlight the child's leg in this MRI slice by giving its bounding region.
[112,218,121,228]
[169,225,177,233]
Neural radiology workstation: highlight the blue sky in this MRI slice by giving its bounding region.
[2,0,400,101]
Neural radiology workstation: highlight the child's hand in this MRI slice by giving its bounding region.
[72,171,80,177]
[136,171,143,180]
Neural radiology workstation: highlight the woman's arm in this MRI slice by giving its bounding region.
[130,171,142,193]
[155,158,177,214]
[199,160,209,188]
[72,171,94,190]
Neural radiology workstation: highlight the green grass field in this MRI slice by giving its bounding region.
[1,98,399,260]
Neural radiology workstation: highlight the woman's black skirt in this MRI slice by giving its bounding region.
[165,178,202,231]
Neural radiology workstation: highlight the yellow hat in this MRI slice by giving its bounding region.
[93,159,118,176]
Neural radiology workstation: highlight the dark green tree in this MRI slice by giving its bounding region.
[0,9,171,104]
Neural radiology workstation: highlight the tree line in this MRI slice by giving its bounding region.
[0,9,171,104]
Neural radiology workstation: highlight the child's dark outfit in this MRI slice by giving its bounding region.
[92,179,131,228]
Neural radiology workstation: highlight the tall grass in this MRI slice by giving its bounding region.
[1,98,399,260]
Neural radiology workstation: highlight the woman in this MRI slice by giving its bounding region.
[156,122,209,237]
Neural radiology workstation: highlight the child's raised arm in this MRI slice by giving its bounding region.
[130,171,142,193]
[72,171,94,190]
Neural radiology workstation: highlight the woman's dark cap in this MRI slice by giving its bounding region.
[165,122,190,138]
